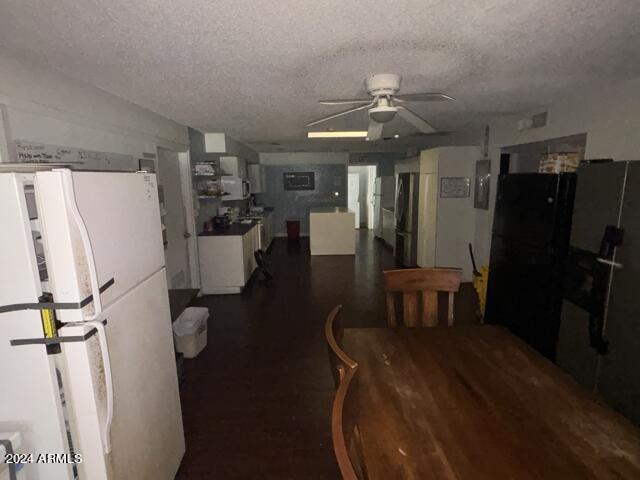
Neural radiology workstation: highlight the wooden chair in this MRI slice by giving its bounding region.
[383,268,462,327]
[331,366,368,480]
[325,304,358,389]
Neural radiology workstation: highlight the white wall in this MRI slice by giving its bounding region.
[0,52,189,167]
[474,77,640,268]
[260,152,348,166]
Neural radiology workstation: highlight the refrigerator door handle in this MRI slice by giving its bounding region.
[59,169,103,320]
[86,320,113,454]
[596,257,623,269]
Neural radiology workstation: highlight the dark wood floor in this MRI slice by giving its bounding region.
[175,231,478,479]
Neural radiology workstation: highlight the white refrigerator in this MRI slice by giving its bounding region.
[0,168,185,480]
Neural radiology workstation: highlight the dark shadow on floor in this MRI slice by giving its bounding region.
[175,230,478,479]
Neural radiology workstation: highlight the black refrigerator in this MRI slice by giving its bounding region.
[485,173,576,360]
[557,161,640,424]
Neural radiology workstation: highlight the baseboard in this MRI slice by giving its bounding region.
[274,233,310,238]
[200,286,243,295]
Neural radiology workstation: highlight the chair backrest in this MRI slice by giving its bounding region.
[331,366,368,480]
[325,304,358,389]
[383,268,462,327]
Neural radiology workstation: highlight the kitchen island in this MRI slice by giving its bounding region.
[309,207,355,255]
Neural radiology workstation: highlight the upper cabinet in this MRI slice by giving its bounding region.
[220,156,247,178]
[202,133,258,160]
[248,164,265,193]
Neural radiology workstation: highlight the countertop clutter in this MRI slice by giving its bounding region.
[198,220,260,236]
[199,207,274,236]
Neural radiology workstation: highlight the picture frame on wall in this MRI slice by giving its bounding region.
[440,177,471,198]
[474,159,491,210]
[283,171,315,190]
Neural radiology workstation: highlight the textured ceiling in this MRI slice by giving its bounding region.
[1,1,639,152]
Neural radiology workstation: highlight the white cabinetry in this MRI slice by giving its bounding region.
[242,226,259,280]
[198,224,260,294]
[416,147,479,281]
[248,164,265,193]
[260,211,275,250]
[219,156,247,178]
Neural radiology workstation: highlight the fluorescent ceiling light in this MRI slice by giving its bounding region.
[307,131,368,138]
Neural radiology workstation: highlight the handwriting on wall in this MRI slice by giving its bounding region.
[14,140,134,169]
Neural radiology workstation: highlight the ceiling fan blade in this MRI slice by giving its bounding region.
[397,106,437,134]
[319,99,372,105]
[306,102,375,127]
[367,119,384,141]
[394,93,455,102]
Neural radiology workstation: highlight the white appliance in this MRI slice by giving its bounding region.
[0,168,185,480]
[373,177,382,237]
[375,175,395,239]
[347,173,360,228]
[221,176,250,201]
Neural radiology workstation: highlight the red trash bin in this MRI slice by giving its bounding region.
[286,218,300,240]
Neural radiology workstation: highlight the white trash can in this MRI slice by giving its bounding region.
[173,307,209,359]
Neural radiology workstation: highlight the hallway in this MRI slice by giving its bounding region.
[175,231,475,479]
[176,232,393,479]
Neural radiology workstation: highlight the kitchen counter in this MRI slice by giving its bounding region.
[309,206,351,214]
[199,220,259,237]
[309,207,355,255]
[198,221,261,294]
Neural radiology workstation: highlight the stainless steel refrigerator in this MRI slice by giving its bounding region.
[394,173,420,267]
[558,160,640,424]
[373,177,382,238]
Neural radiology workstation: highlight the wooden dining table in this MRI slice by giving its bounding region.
[343,326,640,480]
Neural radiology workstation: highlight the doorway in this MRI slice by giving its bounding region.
[347,165,377,229]
[501,133,587,173]
[156,148,197,288]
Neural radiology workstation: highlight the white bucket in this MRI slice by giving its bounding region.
[173,307,209,359]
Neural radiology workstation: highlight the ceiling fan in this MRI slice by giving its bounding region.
[306,74,454,141]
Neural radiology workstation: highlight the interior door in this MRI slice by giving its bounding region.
[61,269,184,480]
[35,170,165,323]
[557,162,627,389]
[157,148,191,288]
[367,165,376,230]
[348,173,360,228]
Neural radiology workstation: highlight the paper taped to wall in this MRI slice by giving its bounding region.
[14,140,134,170]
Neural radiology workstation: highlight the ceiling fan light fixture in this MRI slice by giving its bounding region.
[368,106,397,123]
[307,131,368,138]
